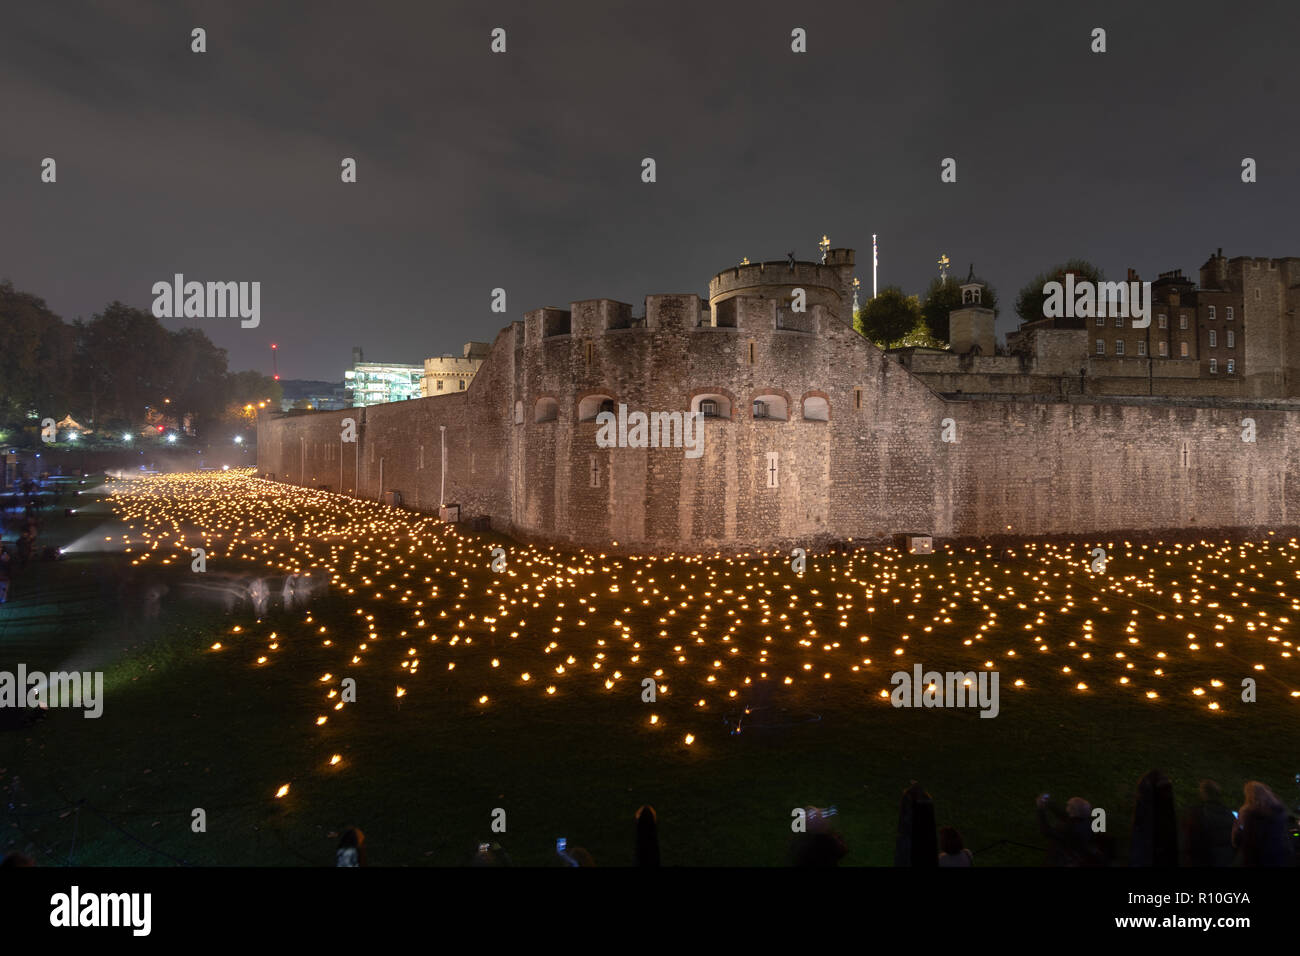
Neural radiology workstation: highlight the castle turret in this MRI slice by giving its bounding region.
[708,248,855,326]
[949,266,995,356]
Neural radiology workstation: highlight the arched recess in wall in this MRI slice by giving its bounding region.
[801,391,830,421]
[535,396,559,423]
[690,391,733,420]
[514,400,524,424]
[750,390,790,421]
[577,393,617,422]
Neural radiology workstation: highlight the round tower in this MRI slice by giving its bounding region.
[708,248,855,325]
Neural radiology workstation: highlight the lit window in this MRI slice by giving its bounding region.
[1180,342,1189,357]
[1179,314,1188,329]
[1159,341,1168,357]
[1208,305,1216,320]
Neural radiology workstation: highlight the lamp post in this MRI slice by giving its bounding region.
[439,424,447,509]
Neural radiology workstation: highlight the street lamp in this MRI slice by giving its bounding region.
[234,435,244,444]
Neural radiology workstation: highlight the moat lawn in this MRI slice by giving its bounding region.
[3,478,1297,866]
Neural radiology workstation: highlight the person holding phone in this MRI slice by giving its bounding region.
[1232,781,1290,866]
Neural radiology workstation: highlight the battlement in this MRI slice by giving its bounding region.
[709,255,851,299]
[709,249,855,325]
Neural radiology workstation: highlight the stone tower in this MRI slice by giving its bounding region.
[949,266,995,356]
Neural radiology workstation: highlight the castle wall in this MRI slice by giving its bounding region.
[259,281,1300,553]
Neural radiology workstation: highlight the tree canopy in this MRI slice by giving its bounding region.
[1015,259,1105,325]
[0,279,275,438]
[855,286,923,349]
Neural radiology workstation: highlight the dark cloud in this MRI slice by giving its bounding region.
[2,0,1295,379]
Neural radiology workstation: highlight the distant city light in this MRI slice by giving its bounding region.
[234,435,244,444]
[123,433,133,442]
[67,432,78,442]
[166,433,178,443]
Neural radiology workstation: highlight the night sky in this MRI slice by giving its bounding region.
[2,0,1296,381]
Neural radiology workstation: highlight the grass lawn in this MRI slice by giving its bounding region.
[3,472,1298,866]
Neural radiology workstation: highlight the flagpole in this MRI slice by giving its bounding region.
[872,234,878,298]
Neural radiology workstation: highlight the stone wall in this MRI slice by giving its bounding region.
[259,285,1300,553]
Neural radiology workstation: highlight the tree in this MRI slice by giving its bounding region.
[895,319,947,349]
[921,273,999,345]
[1015,259,1104,325]
[165,327,229,435]
[855,286,923,349]
[222,370,281,427]
[0,280,75,424]
[73,302,172,425]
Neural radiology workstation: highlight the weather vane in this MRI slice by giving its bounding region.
[938,254,950,280]
[819,235,831,264]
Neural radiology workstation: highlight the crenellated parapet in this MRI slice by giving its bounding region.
[708,249,855,325]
